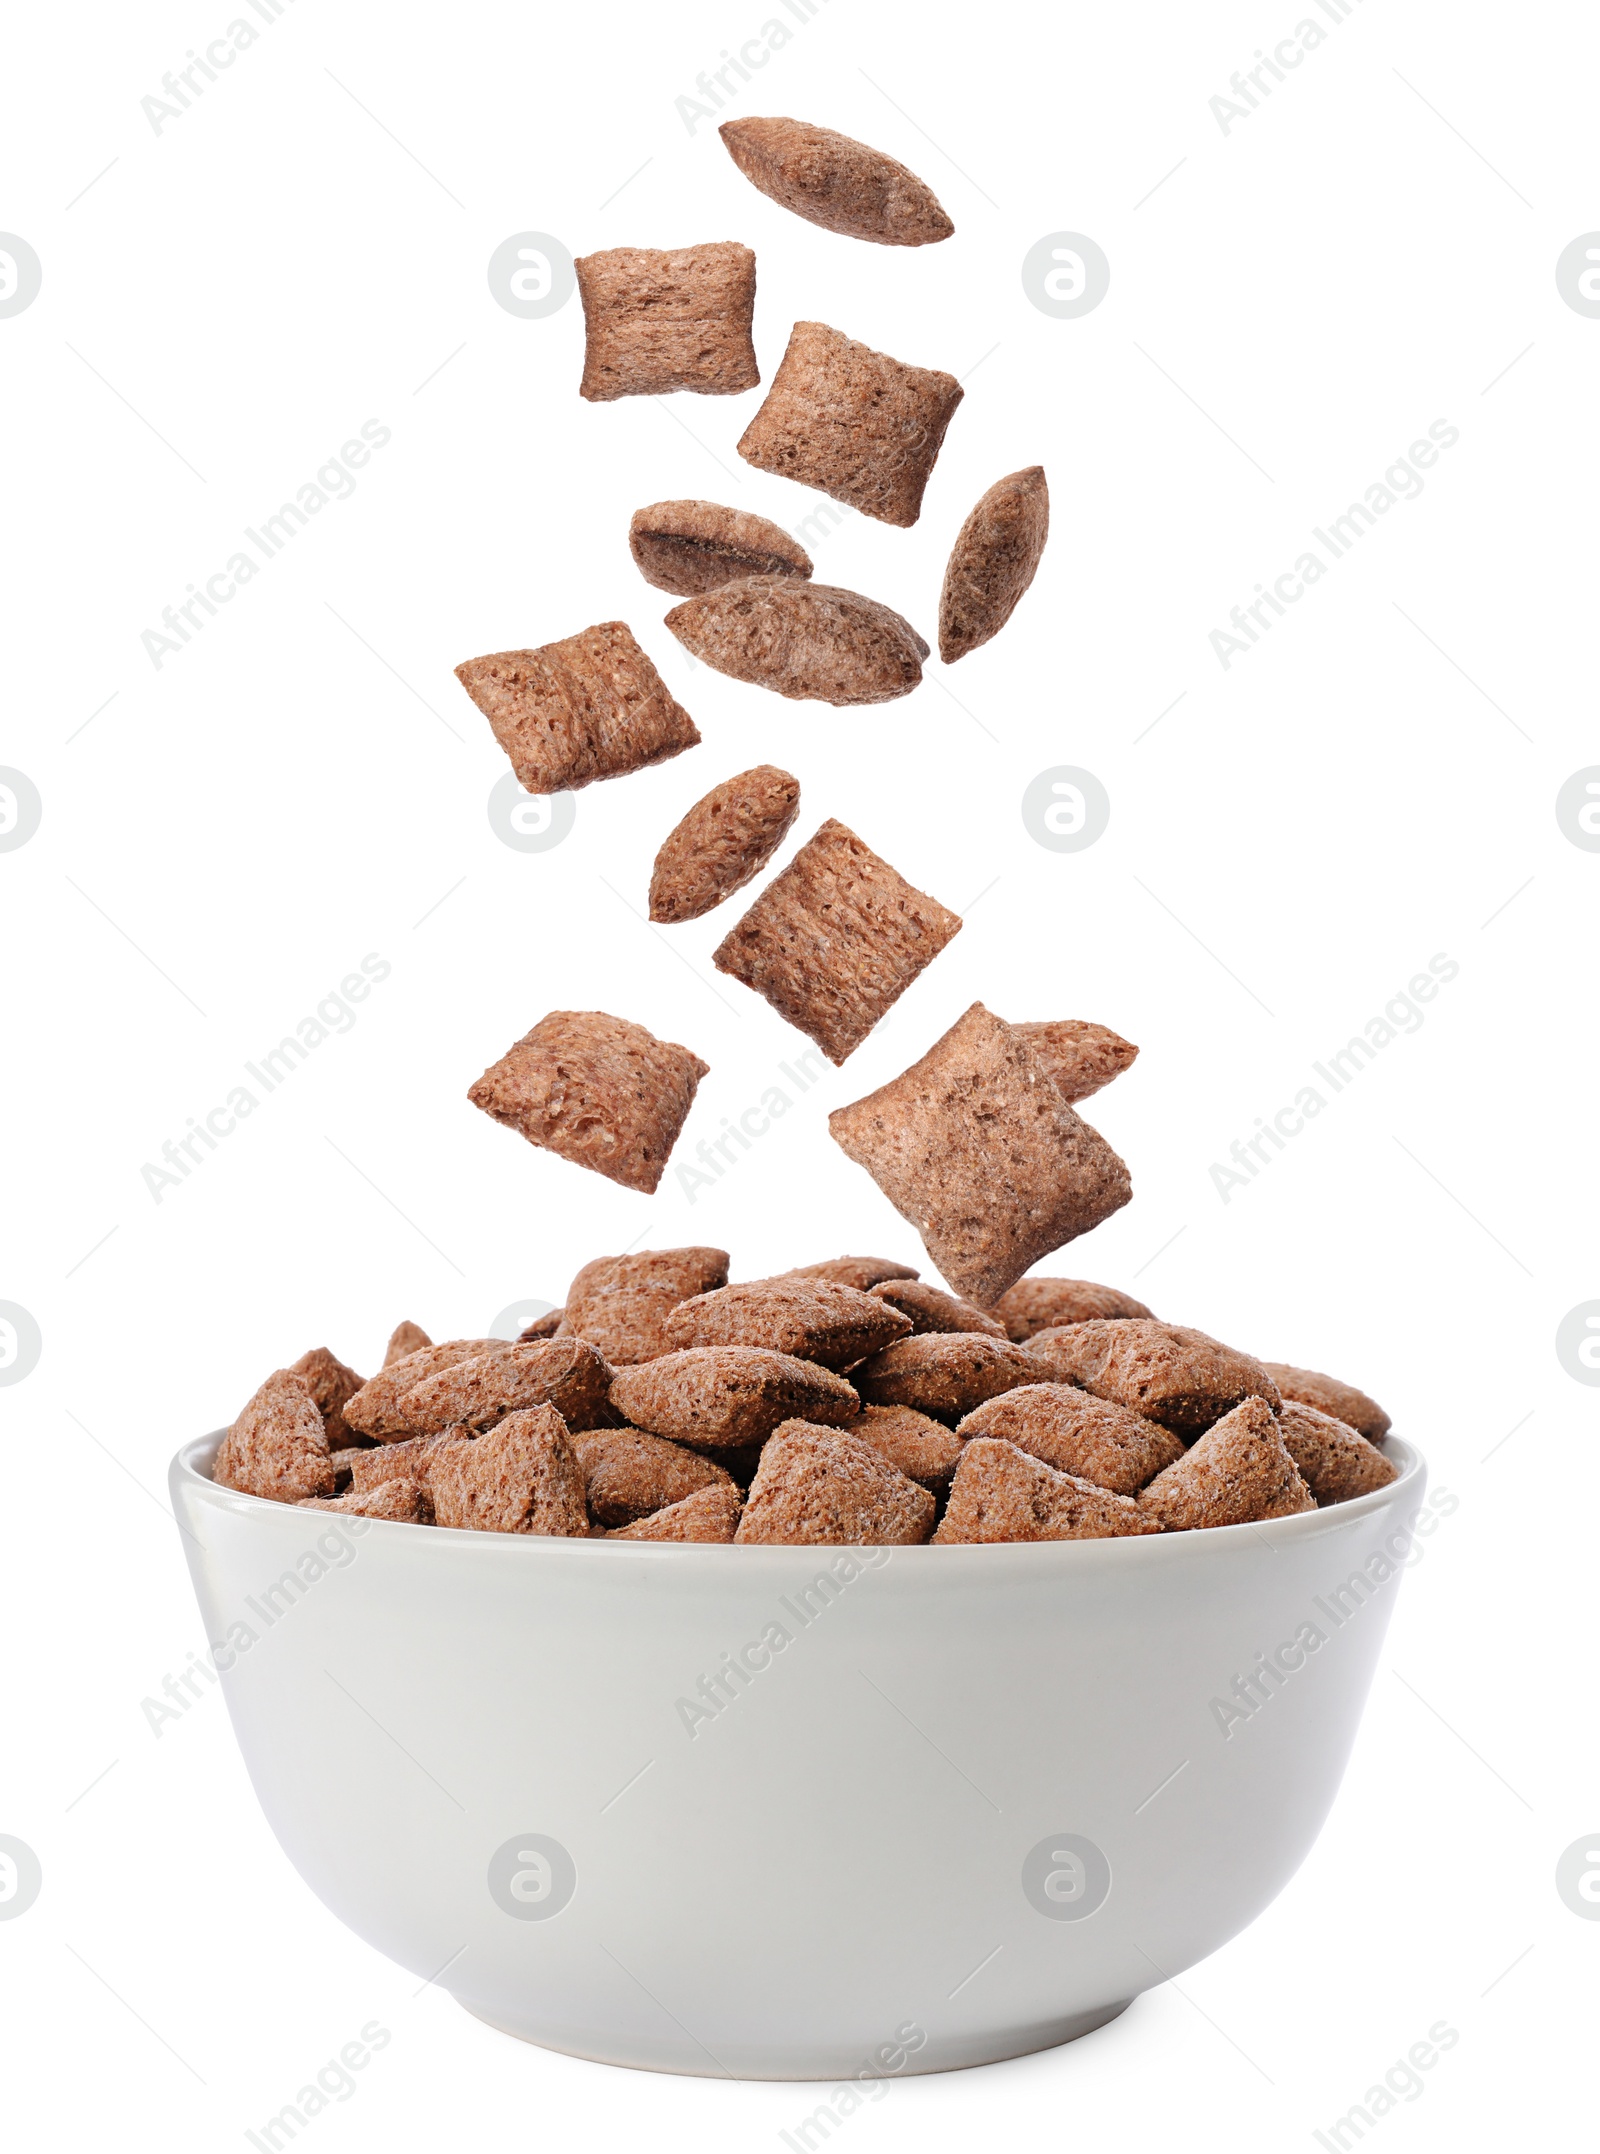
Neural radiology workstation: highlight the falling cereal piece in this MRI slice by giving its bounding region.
[956,1384,1184,1495]
[1262,1361,1391,1442]
[469,1010,708,1195]
[829,1003,1131,1304]
[938,467,1049,663]
[455,623,700,796]
[212,1371,336,1504]
[1025,1320,1280,1437]
[649,766,801,923]
[610,1483,744,1542]
[718,118,953,247]
[933,1438,1161,1544]
[664,1276,911,1371]
[664,579,928,705]
[1011,1020,1138,1107]
[1138,1398,1314,1531]
[714,819,961,1064]
[630,501,812,597]
[1278,1403,1398,1506]
[427,1407,590,1535]
[737,321,962,527]
[735,1423,934,1544]
[575,243,758,400]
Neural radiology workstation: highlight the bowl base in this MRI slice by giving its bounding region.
[456,1996,1134,2080]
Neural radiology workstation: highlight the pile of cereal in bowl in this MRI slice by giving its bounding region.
[210,1250,1398,1545]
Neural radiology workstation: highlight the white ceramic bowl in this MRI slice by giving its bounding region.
[171,1432,1425,2079]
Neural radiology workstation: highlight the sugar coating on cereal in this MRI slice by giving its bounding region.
[934,1437,1161,1544]
[992,1277,1153,1341]
[576,243,758,401]
[736,1422,934,1544]
[718,118,953,247]
[573,1427,735,1527]
[867,1278,1006,1338]
[426,1407,589,1536]
[382,1320,432,1368]
[847,1402,963,1491]
[213,1370,336,1504]
[737,321,962,527]
[714,819,961,1065]
[559,1247,730,1366]
[829,1003,1131,1304]
[630,502,812,598]
[396,1338,615,1436]
[664,1276,911,1370]
[1010,1021,1138,1108]
[610,1346,858,1451]
[956,1384,1184,1495]
[610,1482,744,1542]
[455,623,700,797]
[1139,1398,1314,1531]
[1027,1319,1280,1437]
[853,1333,1040,1422]
[301,1476,431,1522]
[664,578,928,706]
[469,1010,708,1195]
[1277,1402,1398,1505]
[785,1256,919,1290]
[649,766,801,925]
[1263,1361,1391,1442]
[938,466,1049,664]
[289,1347,368,1450]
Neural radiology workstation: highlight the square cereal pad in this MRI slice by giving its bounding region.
[713,818,960,1064]
[455,621,699,796]
[737,321,962,527]
[829,1002,1132,1304]
[469,1010,707,1194]
[576,242,758,401]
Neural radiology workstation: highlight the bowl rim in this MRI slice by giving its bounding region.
[170,1429,1427,1572]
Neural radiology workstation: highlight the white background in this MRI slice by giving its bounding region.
[2,0,1594,2145]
